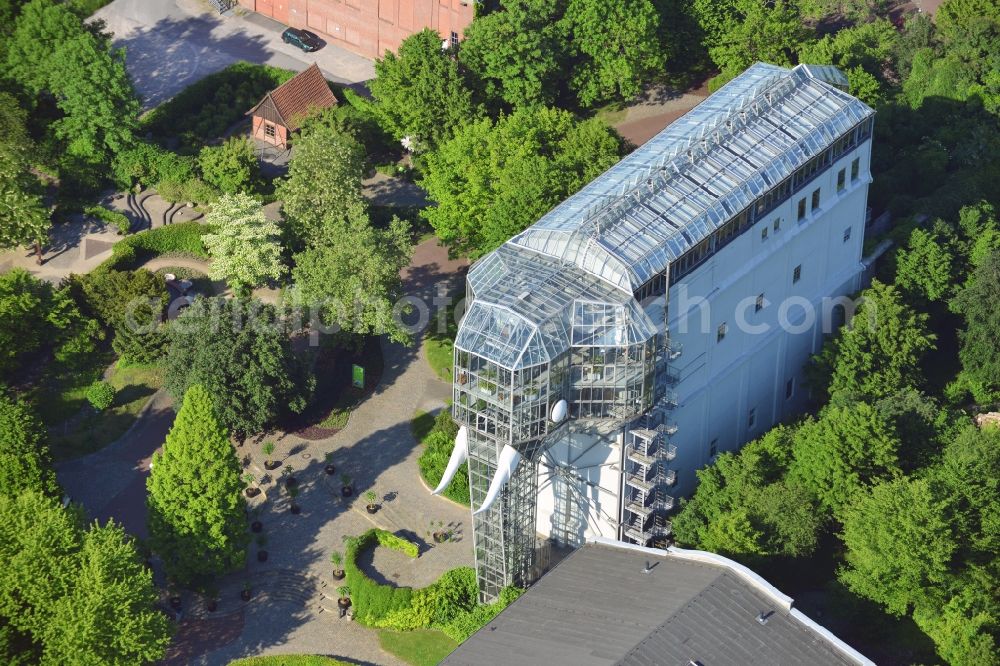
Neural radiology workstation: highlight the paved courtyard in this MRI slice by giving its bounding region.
[94,0,375,109]
[56,237,471,665]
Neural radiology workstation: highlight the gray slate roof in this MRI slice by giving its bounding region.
[443,543,868,666]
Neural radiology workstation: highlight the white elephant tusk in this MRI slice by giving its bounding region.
[432,425,469,495]
[473,444,522,515]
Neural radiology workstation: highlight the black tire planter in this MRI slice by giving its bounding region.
[337,597,352,610]
[324,464,336,475]
[257,550,269,562]
[169,596,182,610]
[241,589,252,602]
[290,504,301,515]
[206,599,218,612]
[341,486,353,497]
[244,487,261,498]
[251,521,263,533]
[366,504,379,514]
[332,569,345,581]
[264,460,281,471]
[433,531,449,544]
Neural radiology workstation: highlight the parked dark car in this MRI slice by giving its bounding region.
[282,27,321,52]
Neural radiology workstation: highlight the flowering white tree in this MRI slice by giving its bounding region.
[203,193,286,295]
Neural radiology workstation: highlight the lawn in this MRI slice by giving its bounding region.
[377,629,459,666]
[228,656,350,666]
[48,362,165,460]
[34,349,115,428]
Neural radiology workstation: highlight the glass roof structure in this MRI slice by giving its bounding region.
[459,63,875,370]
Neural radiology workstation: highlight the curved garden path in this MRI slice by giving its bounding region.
[59,237,470,665]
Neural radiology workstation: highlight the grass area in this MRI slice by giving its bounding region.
[593,101,629,126]
[424,285,462,382]
[228,656,351,666]
[34,349,116,427]
[48,362,165,460]
[377,628,459,666]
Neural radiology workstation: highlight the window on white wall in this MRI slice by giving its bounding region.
[755,293,765,312]
[747,408,756,428]
[843,227,852,243]
[717,322,727,342]
[811,188,821,211]
[793,264,802,284]
[851,157,860,181]
[761,226,768,241]
[797,198,806,220]
[773,218,781,233]
[709,438,718,457]
[837,168,846,191]
[786,378,795,399]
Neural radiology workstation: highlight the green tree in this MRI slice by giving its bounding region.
[203,193,286,295]
[788,402,902,517]
[197,137,260,195]
[291,203,412,343]
[561,0,666,106]
[421,106,621,257]
[0,491,171,664]
[0,393,58,497]
[693,0,811,82]
[0,269,101,374]
[797,19,898,104]
[147,384,247,587]
[275,115,366,250]
[47,31,138,166]
[839,477,956,615]
[810,280,935,403]
[164,297,313,440]
[459,0,567,109]
[369,29,480,151]
[0,155,50,262]
[894,226,958,302]
[673,426,822,558]
[74,269,168,364]
[913,587,1000,666]
[933,425,1000,559]
[5,0,83,96]
[951,250,1000,400]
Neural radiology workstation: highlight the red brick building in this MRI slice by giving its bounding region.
[248,63,338,148]
[237,0,475,59]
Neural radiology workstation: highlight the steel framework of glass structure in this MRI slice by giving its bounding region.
[450,63,875,602]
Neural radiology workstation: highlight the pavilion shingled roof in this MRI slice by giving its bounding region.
[247,63,337,131]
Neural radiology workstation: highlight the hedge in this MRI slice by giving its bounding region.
[84,205,131,235]
[344,529,418,625]
[142,62,297,147]
[418,409,469,506]
[343,528,522,641]
[95,222,213,274]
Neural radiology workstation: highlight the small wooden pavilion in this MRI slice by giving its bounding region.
[247,63,337,148]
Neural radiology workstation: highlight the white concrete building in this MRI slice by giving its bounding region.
[432,63,875,601]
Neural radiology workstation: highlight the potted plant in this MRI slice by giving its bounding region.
[432,521,452,544]
[240,582,252,602]
[251,519,263,533]
[243,472,260,498]
[262,441,280,470]
[337,586,351,610]
[330,551,345,580]
[168,586,182,611]
[324,452,336,476]
[284,465,297,488]
[340,474,353,498]
[288,485,301,515]
[256,534,269,562]
[205,587,219,613]
[364,490,379,514]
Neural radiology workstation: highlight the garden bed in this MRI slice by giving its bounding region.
[289,336,383,440]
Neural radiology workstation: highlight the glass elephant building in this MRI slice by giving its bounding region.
[432,62,876,602]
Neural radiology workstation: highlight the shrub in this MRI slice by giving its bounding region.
[156,177,218,205]
[441,585,522,642]
[344,529,417,625]
[198,137,260,195]
[142,63,296,148]
[111,142,195,190]
[418,412,469,505]
[96,222,213,273]
[84,205,130,235]
[86,380,116,411]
